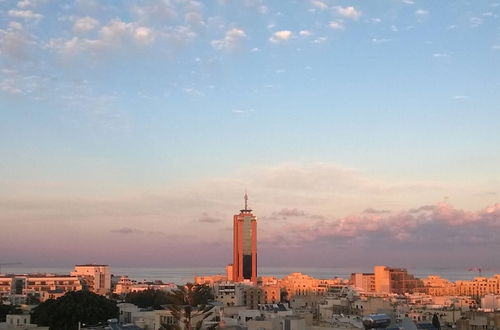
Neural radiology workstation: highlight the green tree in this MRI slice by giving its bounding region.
[0,304,16,322]
[161,283,215,330]
[31,291,118,330]
[125,289,171,309]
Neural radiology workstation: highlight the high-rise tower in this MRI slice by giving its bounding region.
[233,193,257,283]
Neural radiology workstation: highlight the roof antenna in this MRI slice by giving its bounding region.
[241,190,252,213]
[244,191,248,211]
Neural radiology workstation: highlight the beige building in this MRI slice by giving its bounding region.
[422,274,500,297]
[352,266,423,295]
[71,264,111,295]
[0,275,82,302]
[350,273,375,293]
[0,314,49,330]
[279,273,346,299]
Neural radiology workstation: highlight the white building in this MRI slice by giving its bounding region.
[71,264,111,295]
[0,315,49,330]
[481,294,500,311]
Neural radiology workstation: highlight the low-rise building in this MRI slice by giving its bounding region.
[0,274,82,303]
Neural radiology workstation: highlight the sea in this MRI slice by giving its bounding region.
[2,266,498,285]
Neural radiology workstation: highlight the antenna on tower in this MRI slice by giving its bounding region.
[241,191,252,213]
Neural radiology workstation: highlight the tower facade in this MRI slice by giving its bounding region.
[233,193,257,283]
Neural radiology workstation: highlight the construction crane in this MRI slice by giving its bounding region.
[0,262,21,274]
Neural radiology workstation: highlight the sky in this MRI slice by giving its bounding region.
[1,0,500,270]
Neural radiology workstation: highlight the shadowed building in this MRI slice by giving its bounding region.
[233,193,257,283]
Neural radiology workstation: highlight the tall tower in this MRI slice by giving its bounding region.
[233,193,257,283]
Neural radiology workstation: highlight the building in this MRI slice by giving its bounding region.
[350,273,375,293]
[0,314,49,330]
[233,193,257,283]
[421,274,500,297]
[371,266,423,294]
[0,274,82,302]
[214,282,245,307]
[279,273,346,299]
[114,276,176,296]
[71,264,111,295]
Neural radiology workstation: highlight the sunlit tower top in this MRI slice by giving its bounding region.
[233,193,257,283]
[241,192,251,213]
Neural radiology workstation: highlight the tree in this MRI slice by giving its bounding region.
[0,304,16,322]
[31,291,118,330]
[432,313,441,330]
[161,283,216,330]
[125,289,171,309]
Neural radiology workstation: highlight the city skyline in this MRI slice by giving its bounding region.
[1,0,500,268]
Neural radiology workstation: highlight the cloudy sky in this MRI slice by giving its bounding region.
[1,0,500,269]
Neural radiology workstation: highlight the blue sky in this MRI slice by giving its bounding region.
[1,0,500,268]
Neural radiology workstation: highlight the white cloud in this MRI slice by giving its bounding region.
[49,19,156,57]
[0,78,23,95]
[469,17,483,27]
[402,0,415,4]
[312,36,327,44]
[299,30,312,37]
[232,108,254,114]
[415,9,429,16]
[372,38,390,44]
[132,3,177,24]
[211,28,246,51]
[8,9,43,21]
[453,95,469,100]
[492,45,500,50]
[433,52,450,58]
[269,30,293,43]
[73,16,99,33]
[371,18,381,23]
[329,21,344,30]
[185,11,205,27]
[337,6,361,20]
[16,0,44,8]
[133,26,155,45]
[311,0,328,10]
[0,21,34,60]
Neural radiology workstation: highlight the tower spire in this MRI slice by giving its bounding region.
[241,191,251,213]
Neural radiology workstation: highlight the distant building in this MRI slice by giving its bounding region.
[421,274,500,297]
[71,264,111,295]
[194,274,227,285]
[0,274,82,302]
[279,272,346,299]
[356,266,424,294]
[233,193,257,283]
[113,276,176,295]
[350,273,375,293]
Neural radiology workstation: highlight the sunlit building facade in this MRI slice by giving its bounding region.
[0,274,82,302]
[422,274,500,297]
[71,264,111,295]
[233,193,257,283]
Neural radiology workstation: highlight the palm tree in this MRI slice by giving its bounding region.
[161,283,216,330]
